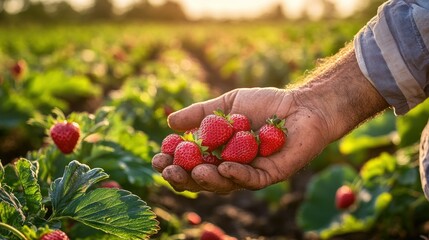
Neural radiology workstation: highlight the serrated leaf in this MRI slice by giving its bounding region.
[15,159,42,215]
[0,187,25,225]
[50,160,109,215]
[56,188,159,239]
[0,162,4,183]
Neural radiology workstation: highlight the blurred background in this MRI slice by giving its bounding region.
[4,1,429,240]
[0,0,383,22]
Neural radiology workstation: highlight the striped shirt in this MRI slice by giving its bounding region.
[354,0,429,115]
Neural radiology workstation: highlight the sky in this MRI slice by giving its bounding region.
[5,0,361,19]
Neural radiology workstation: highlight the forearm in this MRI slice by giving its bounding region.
[292,43,389,142]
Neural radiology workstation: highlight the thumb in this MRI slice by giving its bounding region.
[167,95,232,131]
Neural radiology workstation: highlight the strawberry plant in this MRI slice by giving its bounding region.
[0,158,159,239]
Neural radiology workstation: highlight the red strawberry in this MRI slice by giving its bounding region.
[230,113,251,133]
[200,223,225,240]
[163,104,174,117]
[199,110,233,151]
[100,180,121,189]
[203,152,223,166]
[161,134,183,155]
[40,230,69,240]
[258,116,287,157]
[50,121,80,154]
[184,211,201,225]
[335,185,356,210]
[173,141,205,171]
[221,131,258,164]
[10,59,26,79]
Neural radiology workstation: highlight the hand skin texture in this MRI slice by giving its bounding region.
[152,43,390,194]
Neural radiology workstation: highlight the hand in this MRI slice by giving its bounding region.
[152,87,332,193]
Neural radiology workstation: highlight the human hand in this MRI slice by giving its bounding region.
[152,87,333,193]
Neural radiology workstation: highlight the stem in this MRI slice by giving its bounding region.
[0,222,27,240]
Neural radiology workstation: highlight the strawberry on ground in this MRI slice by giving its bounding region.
[40,230,69,240]
[50,121,80,154]
[10,59,26,79]
[335,185,356,210]
[99,180,121,189]
[200,223,225,240]
[173,141,205,171]
[199,110,233,151]
[230,113,251,133]
[161,133,184,155]
[221,131,258,164]
[184,211,202,225]
[258,116,287,157]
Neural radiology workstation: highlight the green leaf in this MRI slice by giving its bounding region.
[57,188,159,239]
[339,111,396,162]
[0,162,4,183]
[359,153,396,185]
[0,187,25,225]
[297,165,358,231]
[396,98,429,147]
[50,160,109,214]
[15,159,42,215]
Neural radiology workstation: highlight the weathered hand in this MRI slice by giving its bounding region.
[152,87,332,193]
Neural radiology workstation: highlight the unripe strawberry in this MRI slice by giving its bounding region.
[100,180,121,189]
[173,141,205,171]
[40,230,69,240]
[230,113,251,133]
[221,131,258,164]
[50,121,80,154]
[258,116,287,157]
[335,185,356,210]
[161,134,183,155]
[199,111,233,151]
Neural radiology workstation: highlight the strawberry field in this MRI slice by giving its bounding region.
[2,20,429,240]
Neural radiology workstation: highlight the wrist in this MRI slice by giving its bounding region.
[292,44,389,142]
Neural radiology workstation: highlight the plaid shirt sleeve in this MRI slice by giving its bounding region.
[354,0,429,115]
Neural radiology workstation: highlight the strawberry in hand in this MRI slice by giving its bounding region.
[50,121,81,154]
[258,116,287,157]
[199,110,234,151]
[221,131,258,164]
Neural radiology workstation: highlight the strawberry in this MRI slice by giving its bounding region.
[230,113,251,133]
[258,116,287,157]
[100,180,121,189]
[50,121,80,154]
[163,104,174,117]
[203,152,223,166]
[221,131,258,164]
[199,110,233,151]
[335,185,356,210]
[40,230,69,240]
[200,223,225,240]
[184,211,202,225]
[173,141,205,171]
[10,59,26,79]
[161,133,184,155]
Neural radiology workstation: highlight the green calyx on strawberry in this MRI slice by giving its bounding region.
[199,109,234,151]
[221,131,258,164]
[173,134,208,172]
[50,120,81,154]
[258,115,287,157]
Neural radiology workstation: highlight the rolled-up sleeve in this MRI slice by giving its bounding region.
[354,0,429,115]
